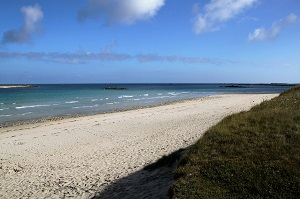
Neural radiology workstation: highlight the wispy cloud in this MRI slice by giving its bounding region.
[248,13,298,41]
[238,16,258,23]
[0,51,224,65]
[193,0,258,34]
[101,39,118,53]
[1,4,43,44]
[78,0,165,25]
[136,54,221,64]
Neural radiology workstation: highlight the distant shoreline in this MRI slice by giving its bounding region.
[0,83,296,89]
[0,85,37,89]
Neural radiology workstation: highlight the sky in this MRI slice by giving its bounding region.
[0,0,299,84]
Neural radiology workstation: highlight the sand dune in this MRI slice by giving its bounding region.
[0,94,277,198]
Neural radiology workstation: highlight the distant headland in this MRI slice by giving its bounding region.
[219,83,296,88]
[0,84,37,89]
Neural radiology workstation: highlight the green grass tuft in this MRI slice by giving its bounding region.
[171,85,300,198]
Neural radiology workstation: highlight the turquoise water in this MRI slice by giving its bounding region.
[0,84,291,126]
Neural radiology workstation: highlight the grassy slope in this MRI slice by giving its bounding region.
[172,86,300,198]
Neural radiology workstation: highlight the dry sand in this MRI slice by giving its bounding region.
[0,94,277,198]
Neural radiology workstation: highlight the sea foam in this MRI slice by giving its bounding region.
[15,105,50,109]
[65,101,79,104]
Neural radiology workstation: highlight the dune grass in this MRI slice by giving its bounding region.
[171,86,300,198]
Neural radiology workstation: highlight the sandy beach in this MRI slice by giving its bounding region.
[0,94,277,198]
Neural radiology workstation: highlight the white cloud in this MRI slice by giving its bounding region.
[22,5,44,32]
[1,4,43,44]
[248,13,298,41]
[78,0,165,25]
[248,28,268,41]
[194,16,211,34]
[193,0,258,34]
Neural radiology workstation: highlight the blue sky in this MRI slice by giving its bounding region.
[0,0,299,84]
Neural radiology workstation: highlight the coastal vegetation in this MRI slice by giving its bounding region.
[171,85,300,198]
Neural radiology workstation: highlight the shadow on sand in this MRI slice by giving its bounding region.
[92,149,186,199]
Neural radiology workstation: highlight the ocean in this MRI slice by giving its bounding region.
[0,84,292,126]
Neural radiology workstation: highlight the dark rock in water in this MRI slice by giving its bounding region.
[104,87,127,90]
[220,85,247,88]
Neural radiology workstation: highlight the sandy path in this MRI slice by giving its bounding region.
[0,94,277,198]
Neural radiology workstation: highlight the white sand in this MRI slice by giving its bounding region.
[0,94,277,198]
